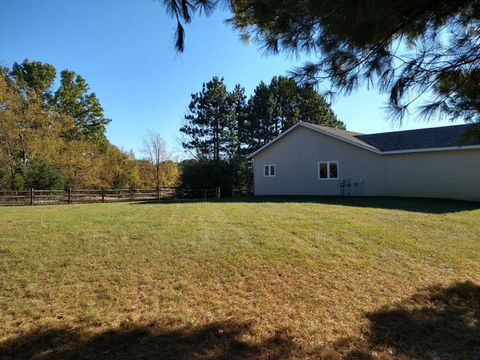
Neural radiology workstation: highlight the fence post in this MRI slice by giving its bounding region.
[156,187,161,201]
[68,187,72,204]
[216,187,221,199]
[203,189,207,199]
[30,188,34,206]
[180,188,184,199]
[101,188,105,203]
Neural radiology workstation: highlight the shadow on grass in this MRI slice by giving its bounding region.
[0,321,296,360]
[2,282,479,359]
[323,281,480,359]
[133,196,480,214]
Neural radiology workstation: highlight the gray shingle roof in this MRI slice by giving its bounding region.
[355,124,479,152]
[309,123,479,152]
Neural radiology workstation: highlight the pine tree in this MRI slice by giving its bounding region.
[298,84,345,129]
[161,1,480,134]
[229,84,248,157]
[180,76,236,162]
[245,81,277,148]
[245,77,345,152]
[269,76,300,131]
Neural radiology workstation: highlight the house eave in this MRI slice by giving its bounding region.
[381,144,480,155]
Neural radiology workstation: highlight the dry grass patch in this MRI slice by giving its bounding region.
[0,197,479,359]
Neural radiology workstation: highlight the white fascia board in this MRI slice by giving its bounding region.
[382,144,480,155]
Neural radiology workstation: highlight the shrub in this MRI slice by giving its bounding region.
[24,159,64,190]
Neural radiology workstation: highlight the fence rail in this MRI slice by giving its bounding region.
[0,187,252,206]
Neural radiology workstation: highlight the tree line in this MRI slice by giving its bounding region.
[1,60,344,192]
[0,59,180,190]
[179,76,345,190]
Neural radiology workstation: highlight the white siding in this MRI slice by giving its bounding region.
[253,126,385,196]
[384,149,480,201]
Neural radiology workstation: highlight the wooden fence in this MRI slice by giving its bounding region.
[0,187,252,206]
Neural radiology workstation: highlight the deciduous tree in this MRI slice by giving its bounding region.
[158,160,181,188]
[99,145,140,189]
[141,130,168,190]
[10,59,111,149]
[53,70,111,149]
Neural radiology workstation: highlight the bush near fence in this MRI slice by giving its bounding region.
[0,187,252,206]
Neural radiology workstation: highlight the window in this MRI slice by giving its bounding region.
[319,162,328,179]
[329,162,338,179]
[318,161,339,180]
[264,164,276,177]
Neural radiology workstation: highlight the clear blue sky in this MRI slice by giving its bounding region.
[1,0,453,157]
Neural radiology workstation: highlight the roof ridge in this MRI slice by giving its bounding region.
[307,123,364,135]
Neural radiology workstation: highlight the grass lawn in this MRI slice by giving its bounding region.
[0,196,479,359]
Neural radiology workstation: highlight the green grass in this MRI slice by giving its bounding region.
[1,197,479,359]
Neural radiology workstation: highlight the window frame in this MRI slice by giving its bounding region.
[318,161,340,180]
[264,164,276,177]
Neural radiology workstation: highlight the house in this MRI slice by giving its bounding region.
[248,122,480,201]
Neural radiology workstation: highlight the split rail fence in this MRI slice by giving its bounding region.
[0,187,251,206]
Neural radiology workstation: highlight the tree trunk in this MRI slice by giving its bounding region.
[155,162,160,189]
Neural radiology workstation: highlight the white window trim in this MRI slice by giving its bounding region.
[264,164,276,177]
[318,161,339,180]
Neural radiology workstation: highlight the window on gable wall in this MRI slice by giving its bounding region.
[264,164,276,177]
[318,161,339,180]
